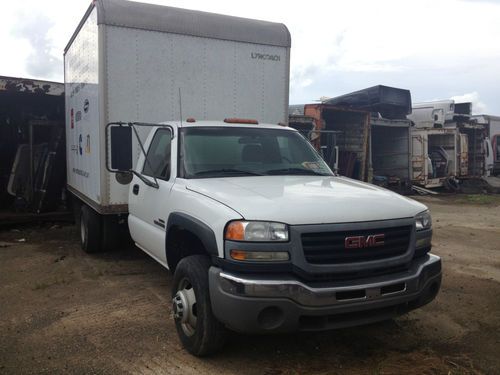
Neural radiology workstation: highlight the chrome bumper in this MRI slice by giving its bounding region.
[208,254,441,333]
[216,254,441,307]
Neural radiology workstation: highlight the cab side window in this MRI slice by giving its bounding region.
[142,129,171,180]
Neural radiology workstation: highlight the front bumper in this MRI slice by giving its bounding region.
[209,254,441,333]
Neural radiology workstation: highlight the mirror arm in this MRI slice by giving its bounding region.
[130,123,160,188]
[130,170,159,189]
[106,121,173,187]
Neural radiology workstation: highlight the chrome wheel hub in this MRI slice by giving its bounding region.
[173,279,197,337]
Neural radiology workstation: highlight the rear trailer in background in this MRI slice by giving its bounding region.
[369,117,412,192]
[408,100,490,188]
[411,128,458,188]
[302,104,370,181]
[458,123,487,179]
[411,125,487,189]
[288,105,412,189]
[292,85,413,187]
[64,0,291,215]
[473,115,500,175]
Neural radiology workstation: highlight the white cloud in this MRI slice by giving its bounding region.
[11,11,62,79]
[1,0,500,112]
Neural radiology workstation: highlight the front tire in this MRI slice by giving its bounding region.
[172,255,226,356]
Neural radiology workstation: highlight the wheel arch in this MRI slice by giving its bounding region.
[166,212,219,271]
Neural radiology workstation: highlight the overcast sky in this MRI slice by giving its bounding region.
[1,0,500,114]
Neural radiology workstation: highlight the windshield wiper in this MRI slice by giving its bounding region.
[265,168,330,176]
[192,169,264,177]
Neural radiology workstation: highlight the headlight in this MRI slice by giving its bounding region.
[415,210,432,231]
[225,221,289,242]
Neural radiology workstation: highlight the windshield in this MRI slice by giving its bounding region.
[180,127,333,178]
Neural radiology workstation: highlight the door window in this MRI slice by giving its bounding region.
[142,129,172,180]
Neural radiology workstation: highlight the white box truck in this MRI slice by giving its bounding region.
[65,0,291,216]
[66,0,441,357]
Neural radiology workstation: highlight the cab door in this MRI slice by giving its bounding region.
[128,128,174,264]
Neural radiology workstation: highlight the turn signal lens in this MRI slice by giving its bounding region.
[230,250,289,262]
[225,221,245,241]
[229,250,247,261]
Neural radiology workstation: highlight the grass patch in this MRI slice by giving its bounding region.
[455,194,500,205]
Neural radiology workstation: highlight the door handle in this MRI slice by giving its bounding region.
[133,184,139,195]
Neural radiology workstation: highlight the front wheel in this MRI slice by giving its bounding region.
[172,255,227,356]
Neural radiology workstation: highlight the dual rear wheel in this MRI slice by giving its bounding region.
[78,204,122,253]
[80,205,101,253]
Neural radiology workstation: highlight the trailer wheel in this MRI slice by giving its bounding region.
[80,205,102,253]
[172,255,226,356]
[71,196,82,229]
[101,215,121,251]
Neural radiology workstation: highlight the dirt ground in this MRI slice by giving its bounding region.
[1,195,499,375]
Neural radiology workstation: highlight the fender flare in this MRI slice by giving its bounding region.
[165,212,219,260]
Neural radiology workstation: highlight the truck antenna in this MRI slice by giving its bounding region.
[178,87,183,127]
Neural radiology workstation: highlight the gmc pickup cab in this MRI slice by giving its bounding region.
[102,119,441,355]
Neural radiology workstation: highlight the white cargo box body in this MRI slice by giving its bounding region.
[64,0,291,213]
[408,100,455,128]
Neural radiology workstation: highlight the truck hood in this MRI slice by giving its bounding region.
[185,176,427,225]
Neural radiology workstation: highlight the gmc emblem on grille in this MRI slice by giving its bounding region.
[345,234,385,249]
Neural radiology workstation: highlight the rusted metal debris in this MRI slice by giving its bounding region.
[0,75,63,96]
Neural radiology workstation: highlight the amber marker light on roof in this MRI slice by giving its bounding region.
[223,118,259,124]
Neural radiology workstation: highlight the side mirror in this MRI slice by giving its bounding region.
[107,124,132,172]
